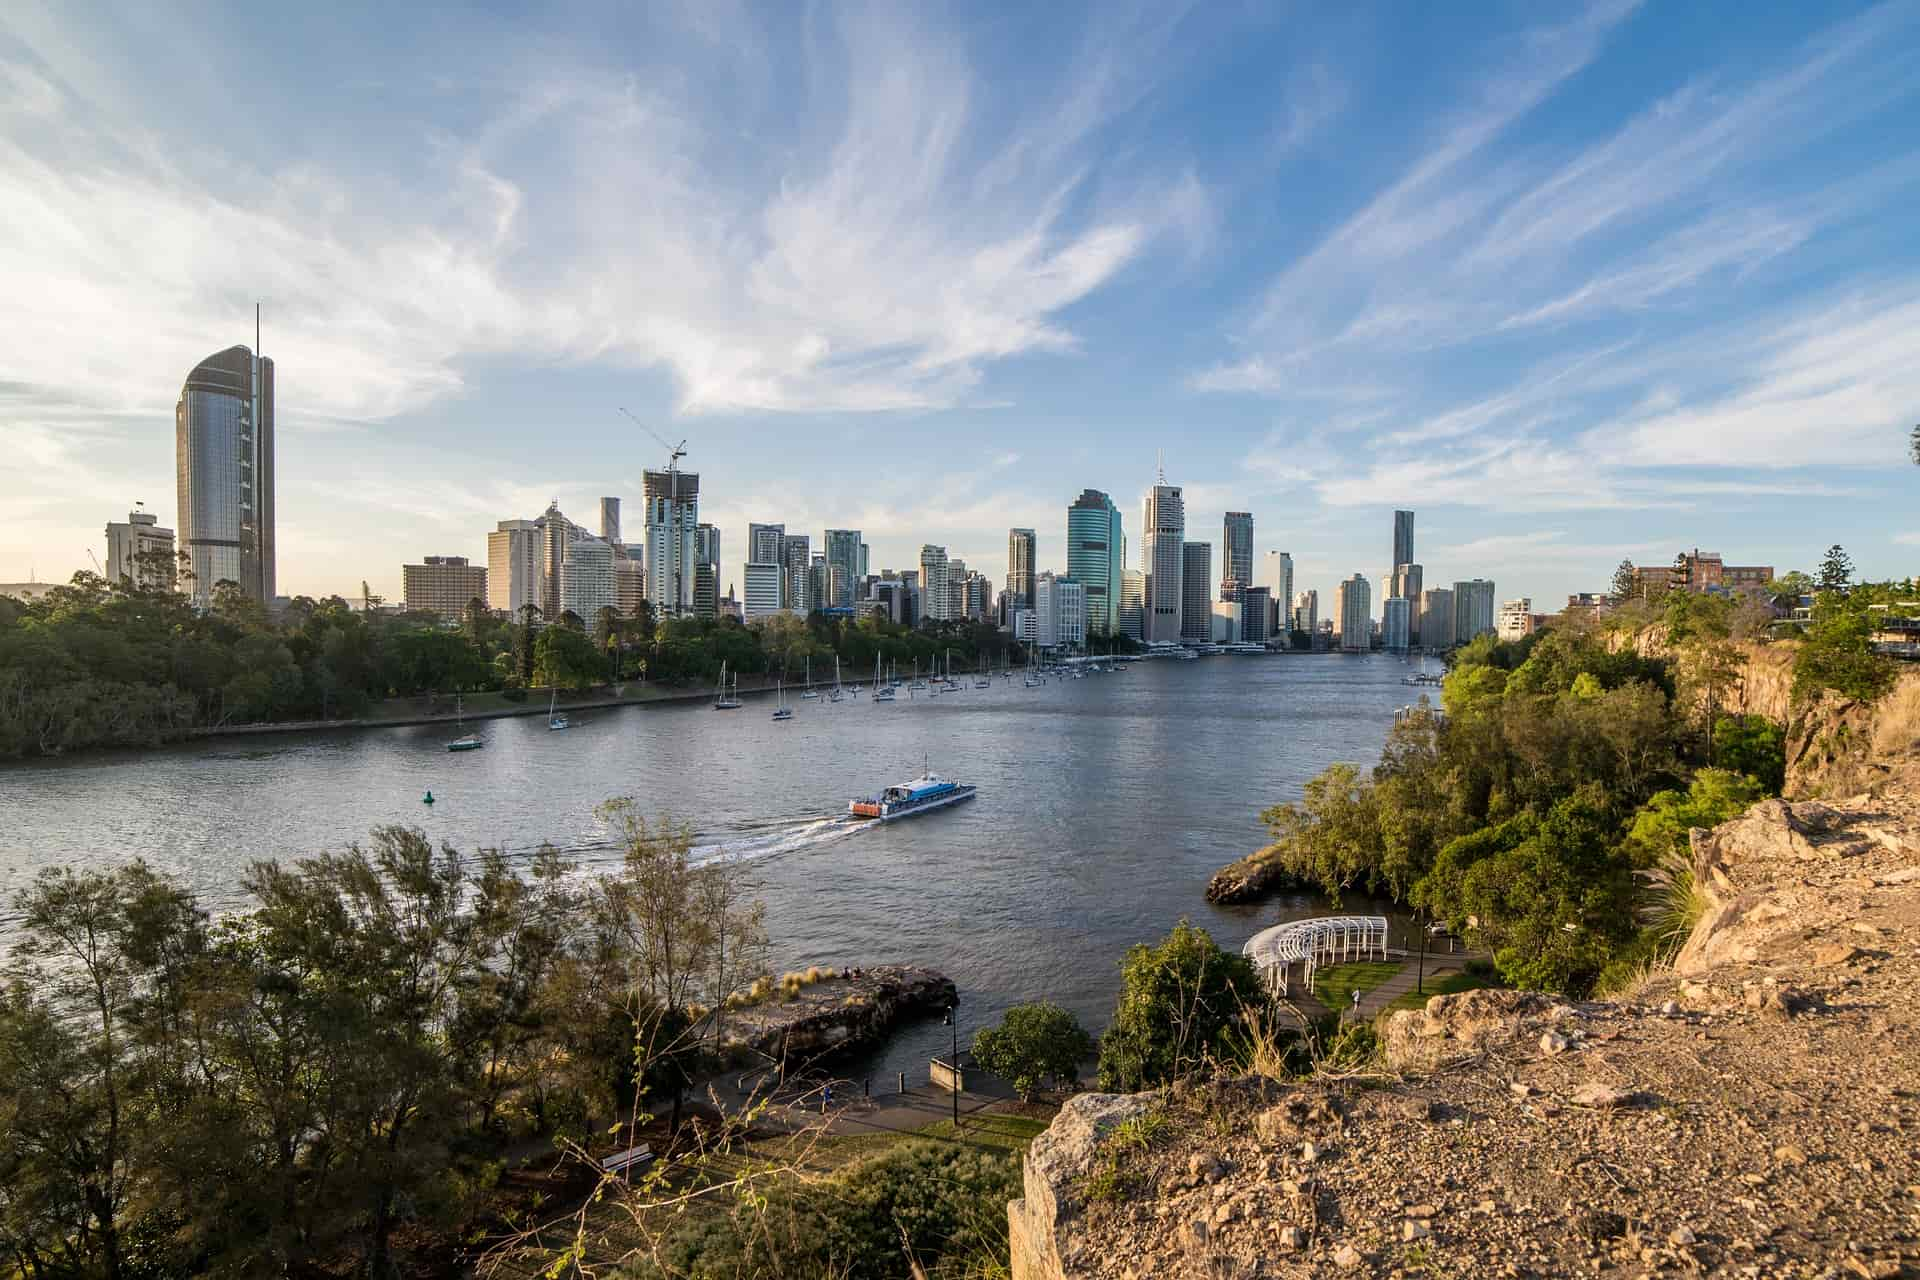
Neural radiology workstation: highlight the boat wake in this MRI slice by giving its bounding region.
[691,814,868,866]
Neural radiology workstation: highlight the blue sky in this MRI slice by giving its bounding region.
[3,1,1918,607]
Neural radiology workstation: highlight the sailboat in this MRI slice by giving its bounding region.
[447,694,484,751]
[771,679,793,721]
[909,658,927,691]
[974,651,991,688]
[800,655,820,699]
[871,652,895,701]
[713,660,742,710]
[827,655,844,702]
[547,688,570,731]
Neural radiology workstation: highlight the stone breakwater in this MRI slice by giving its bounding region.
[1013,763,1920,1277]
[719,965,957,1066]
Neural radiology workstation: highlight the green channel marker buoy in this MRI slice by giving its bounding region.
[423,791,435,805]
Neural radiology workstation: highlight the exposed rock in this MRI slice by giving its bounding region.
[1539,1030,1571,1055]
[1203,844,1307,903]
[727,965,956,1063]
[1570,1081,1631,1109]
[1332,1243,1363,1270]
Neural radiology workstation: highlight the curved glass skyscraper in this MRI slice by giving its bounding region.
[1066,489,1124,637]
[176,344,274,608]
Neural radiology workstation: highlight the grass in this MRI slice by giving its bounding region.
[1384,970,1494,1013]
[1310,960,1402,1010]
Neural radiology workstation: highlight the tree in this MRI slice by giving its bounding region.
[1764,571,1814,611]
[1712,715,1786,793]
[1793,590,1896,703]
[1097,921,1263,1092]
[1818,544,1854,593]
[971,1002,1093,1101]
[534,624,606,689]
[1608,559,1636,604]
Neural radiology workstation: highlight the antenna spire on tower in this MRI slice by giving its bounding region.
[1156,450,1165,485]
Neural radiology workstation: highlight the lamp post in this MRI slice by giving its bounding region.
[942,998,960,1130]
[1416,913,1428,996]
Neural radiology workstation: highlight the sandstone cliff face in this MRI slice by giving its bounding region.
[1009,718,1920,1278]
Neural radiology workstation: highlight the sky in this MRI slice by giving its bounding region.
[3,0,1918,608]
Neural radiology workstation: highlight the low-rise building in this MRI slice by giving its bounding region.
[105,507,176,590]
[1496,597,1536,642]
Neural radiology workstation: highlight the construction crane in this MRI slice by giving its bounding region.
[618,408,692,612]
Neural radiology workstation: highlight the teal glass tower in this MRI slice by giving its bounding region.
[1066,489,1125,637]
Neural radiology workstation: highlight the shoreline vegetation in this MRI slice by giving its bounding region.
[0,566,1066,760]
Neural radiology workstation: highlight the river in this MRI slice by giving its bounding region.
[1,652,1432,1083]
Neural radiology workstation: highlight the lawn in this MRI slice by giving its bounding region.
[1384,970,1495,1012]
[1309,960,1402,1010]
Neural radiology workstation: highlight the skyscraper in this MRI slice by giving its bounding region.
[825,529,863,610]
[599,497,622,544]
[1181,542,1212,642]
[403,555,487,617]
[747,523,786,567]
[1006,528,1037,614]
[1119,570,1146,640]
[1262,552,1293,633]
[1067,489,1125,637]
[1382,596,1412,651]
[487,519,543,616]
[781,534,812,612]
[742,563,783,619]
[1393,510,1415,571]
[1336,575,1372,652]
[560,538,615,620]
[694,524,721,617]
[1391,562,1424,644]
[538,501,578,620]
[1419,587,1456,650]
[1292,589,1318,636]
[919,545,950,621]
[644,469,700,615]
[1142,469,1185,644]
[176,342,274,608]
[1221,513,1253,601]
[1452,578,1497,643]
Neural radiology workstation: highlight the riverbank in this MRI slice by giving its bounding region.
[1204,842,1307,902]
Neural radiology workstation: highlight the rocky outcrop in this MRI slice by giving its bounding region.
[1204,845,1305,903]
[722,965,955,1063]
[1010,792,1920,1278]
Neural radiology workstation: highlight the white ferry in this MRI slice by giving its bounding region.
[848,772,977,822]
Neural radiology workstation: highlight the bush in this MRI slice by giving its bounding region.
[1793,596,1897,703]
[637,1139,1020,1279]
[1097,920,1264,1092]
[971,1002,1093,1101]
[1712,715,1785,793]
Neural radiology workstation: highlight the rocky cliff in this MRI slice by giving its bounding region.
[1009,674,1920,1279]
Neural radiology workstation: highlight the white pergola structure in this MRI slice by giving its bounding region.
[1242,916,1390,997]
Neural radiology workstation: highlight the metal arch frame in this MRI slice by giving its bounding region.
[1241,915,1389,997]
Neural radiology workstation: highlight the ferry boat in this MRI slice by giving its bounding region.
[848,772,977,822]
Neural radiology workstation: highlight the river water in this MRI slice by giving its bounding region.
[2,653,1430,1083]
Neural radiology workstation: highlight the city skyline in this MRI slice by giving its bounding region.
[6,4,1920,605]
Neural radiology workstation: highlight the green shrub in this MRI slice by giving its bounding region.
[1097,920,1265,1092]
[971,1002,1093,1101]
[636,1140,1020,1279]
[1712,715,1784,793]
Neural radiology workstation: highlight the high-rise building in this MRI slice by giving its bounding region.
[1067,489,1125,637]
[615,557,646,617]
[1382,596,1412,651]
[644,471,700,615]
[747,523,786,568]
[825,530,863,609]
[1452,578,1497,643]
[1419,587,1456,650]
[559,538,615,620]
[1241,586,1272,644]
[1007,528,1037,615]
[742,562,784,620]
[104,507,175,590]
[919,545,951,622]
[1262,552,1293,625]
[1142,471,1185,644]
[1180,542,1212,642]
[1292,589,1318,636]
[538,501,579,620]
[1393,510,1415,572]
[1221,513,1253,601]
[599,497,622,544]
[946,557,969,622]
[1032,572,1087,650]
[403,555,488,618]
[487,519,543,616]
[965,572,992,621]
[1119,569,1146,640]
[808,554,832,617]
[1336,575,1372,652]
[859,543,870,579]
[694,524,720,617]
[176,343,274,608]
[1391,562,1424,644]
[781,534,812,613]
